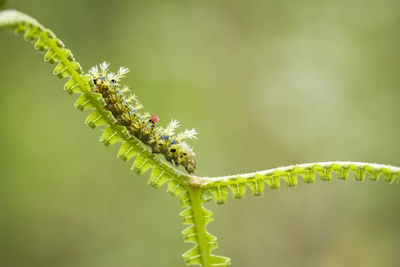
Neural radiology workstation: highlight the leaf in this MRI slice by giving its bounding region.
[131,154,153,175]
[265,174,280,190]
[53,61,81,78]
[180,208,194,225]
[247,177,265,196]
[117,142,139,162]
[209,255,231,267]
[281,172,298,186]
[64,77,83,95]
[178,191,191,208]
[74,94,95,111]
[209,185,229,204]
[148,168,171,189]
[99,126,125,146]
[229,182,246,199]
[182,245,202,265]
[201,162,400,204]
[167,180,185,196]
[85,110,108,129]
[180,189,230,266]
[201,189,213,202]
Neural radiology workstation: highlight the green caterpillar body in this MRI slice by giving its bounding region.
[89,62,197,174]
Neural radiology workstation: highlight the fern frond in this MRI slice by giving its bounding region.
[181,189,231,266]
[0,9,225,266]
[200,162,400,204]
[0,9,191,186]
[2,9,399,267]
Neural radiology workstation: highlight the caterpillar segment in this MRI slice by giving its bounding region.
[88,62,198,174]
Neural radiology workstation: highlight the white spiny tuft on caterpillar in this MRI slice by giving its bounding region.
[165,119,180,136]
[177,129,198,141]
[89,62,197,174]
[116,66,129,80]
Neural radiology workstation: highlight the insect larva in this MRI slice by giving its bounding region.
[89,62,197,174]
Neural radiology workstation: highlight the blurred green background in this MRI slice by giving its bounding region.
[1,0,399,266]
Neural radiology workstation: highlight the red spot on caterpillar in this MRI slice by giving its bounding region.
[150,115,159,124]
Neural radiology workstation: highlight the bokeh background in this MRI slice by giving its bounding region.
[0,0,399,266]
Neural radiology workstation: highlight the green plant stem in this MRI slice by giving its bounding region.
[200,161,400,188]
[188,188,210,266]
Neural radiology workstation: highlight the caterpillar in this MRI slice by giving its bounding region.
[89,62,198,174]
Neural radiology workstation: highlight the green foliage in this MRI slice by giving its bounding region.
[1,9,399,267]
[201,162,400,205]
[0,9,226,266]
